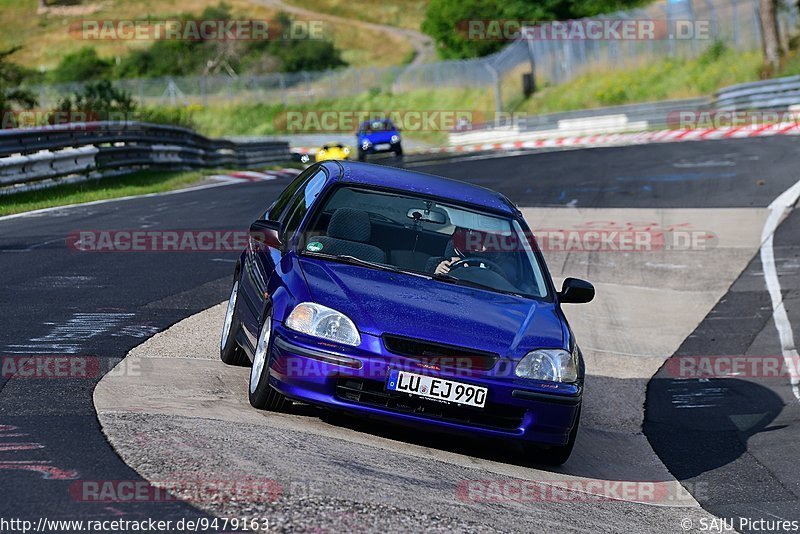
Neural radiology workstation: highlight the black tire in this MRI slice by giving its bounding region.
[523,406,580,466]
[357,149,366,161]
[220,275,249,366]
[394,144,404,158]
[248,311,288,411]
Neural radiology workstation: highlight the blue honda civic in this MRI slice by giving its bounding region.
[220,161,594,465]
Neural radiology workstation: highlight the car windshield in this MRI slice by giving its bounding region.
[300,186,550,299]
[363,120,393,132]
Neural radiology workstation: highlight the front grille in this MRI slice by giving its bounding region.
[382,334,499,372]
[335,377,524,431]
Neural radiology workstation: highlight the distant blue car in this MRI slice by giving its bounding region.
[220,161,594,465]
[356,118,402,161]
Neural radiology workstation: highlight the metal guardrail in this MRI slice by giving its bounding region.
[450,98,711,146]
[713,75,800,111]
[0,121,290,192]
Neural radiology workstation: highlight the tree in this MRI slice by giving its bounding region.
[0,47,36,117]
[51,47,113,83]
[422,0,651,59]
[759,0,782,73]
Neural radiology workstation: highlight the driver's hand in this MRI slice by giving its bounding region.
[434,259,452,275]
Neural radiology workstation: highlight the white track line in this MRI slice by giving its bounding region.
[760,178,800,401]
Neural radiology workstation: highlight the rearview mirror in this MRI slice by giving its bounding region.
[250,219,282,249]
[559,278,595,304]
[407,208,446,224]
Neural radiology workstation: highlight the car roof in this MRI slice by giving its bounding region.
[359,119,393,127]
[319,161,516,215]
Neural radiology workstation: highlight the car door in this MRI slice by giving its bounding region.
[240,167,328,343]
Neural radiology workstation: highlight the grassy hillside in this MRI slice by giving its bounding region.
[0,0,413,70]
[520,44,765,114]
[287,0,428,30]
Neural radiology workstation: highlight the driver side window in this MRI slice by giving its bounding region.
[267,166,317,222]
[281,169,327,242]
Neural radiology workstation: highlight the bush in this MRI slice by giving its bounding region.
[272,39,347,72]
[137,106,198,130]
[56,80,136,120]
[51,47,112,83]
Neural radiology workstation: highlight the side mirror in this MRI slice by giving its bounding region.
[250,219,282,249]
[559,278,595,304]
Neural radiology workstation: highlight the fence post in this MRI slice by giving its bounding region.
[525,29,537,87]
[752,0,761,51]
[483,62,503,120]
[663,4,676,56]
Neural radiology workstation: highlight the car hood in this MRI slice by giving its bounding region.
[298,257,564,359]
[360,130,397,144]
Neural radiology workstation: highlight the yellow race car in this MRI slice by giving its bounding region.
[315,143,351,162]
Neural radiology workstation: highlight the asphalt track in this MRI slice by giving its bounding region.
[1,136,799,532]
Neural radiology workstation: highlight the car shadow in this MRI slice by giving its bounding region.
[282,375,686,482]
[644,374,786,500]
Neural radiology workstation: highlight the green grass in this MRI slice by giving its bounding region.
[519,45,763,114]
[0,168,218,216]
[191,87,495,145]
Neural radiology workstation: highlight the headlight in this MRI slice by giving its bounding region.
[361,140,372,150]
[390,135,400,144]
[515,348,578,383]
[343,147,350,154]
[285,303,361,347]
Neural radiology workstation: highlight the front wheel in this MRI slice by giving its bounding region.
[248,313,288,411]
[357,149,366,161]
[394,144,403,158]
[220,278,248,366]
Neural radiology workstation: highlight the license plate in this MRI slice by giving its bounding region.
[386,370,487,408]
[375,143,391,150]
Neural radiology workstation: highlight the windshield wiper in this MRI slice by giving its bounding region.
[431,272,525,298]
[305,252,428,278]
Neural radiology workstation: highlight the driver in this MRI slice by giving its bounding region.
[428,227,490,275]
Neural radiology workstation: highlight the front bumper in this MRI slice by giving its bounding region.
[267,323,582,446]
[360,141,401,154]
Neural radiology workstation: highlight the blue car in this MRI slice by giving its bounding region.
[220,161,594,465]
[356,119,402,161]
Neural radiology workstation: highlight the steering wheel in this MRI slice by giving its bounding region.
[448,256,506,277]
